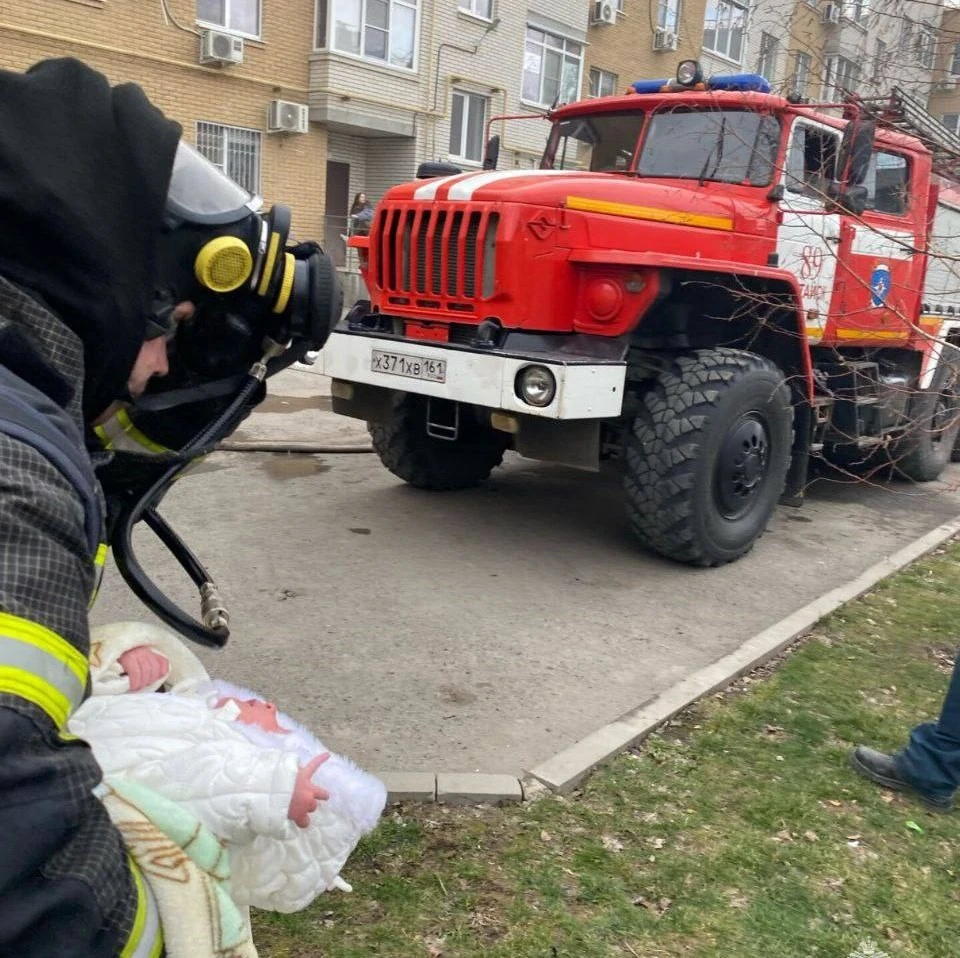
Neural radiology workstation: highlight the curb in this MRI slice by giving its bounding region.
[378,514,960,805]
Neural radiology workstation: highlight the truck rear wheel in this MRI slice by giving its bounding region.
[892,358,960,481]
[369,393,508,490]
[624,349,793,567]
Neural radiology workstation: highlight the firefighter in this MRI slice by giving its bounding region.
[1,54,339,955]
[0,57,184,956]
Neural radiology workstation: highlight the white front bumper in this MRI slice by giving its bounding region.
[319,332,626,420]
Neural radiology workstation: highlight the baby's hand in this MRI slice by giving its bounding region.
[288,752,331,827]
[117,645,169,692]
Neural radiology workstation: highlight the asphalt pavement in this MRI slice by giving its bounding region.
[91,366,960,778]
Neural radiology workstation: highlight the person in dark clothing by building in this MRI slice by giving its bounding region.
[349,191,374,235]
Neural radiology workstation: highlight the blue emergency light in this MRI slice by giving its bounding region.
[708,73,772,93]
[631,78,671,94]
[630,61,771,95]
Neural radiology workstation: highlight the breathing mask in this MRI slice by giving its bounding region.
[97,141,342,649]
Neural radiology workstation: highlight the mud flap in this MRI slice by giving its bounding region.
[512,418,601,472]
[779,401,811,508]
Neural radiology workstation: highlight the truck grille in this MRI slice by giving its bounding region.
[373,204,499,311]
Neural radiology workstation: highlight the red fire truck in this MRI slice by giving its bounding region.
[320,61,960,566]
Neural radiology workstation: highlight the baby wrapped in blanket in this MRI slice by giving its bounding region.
[70,621,387,913]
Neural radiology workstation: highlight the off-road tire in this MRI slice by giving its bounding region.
[369,393,508,490]
[624,348,793,567]
[892,358,960,481]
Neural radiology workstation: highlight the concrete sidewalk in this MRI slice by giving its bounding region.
[91,366,960,800]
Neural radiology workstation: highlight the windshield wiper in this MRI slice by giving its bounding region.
[697,116,727,187]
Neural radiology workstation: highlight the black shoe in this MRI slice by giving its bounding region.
[850,746,953,813]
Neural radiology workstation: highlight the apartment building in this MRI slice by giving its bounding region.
[0,0,326,242]
[743,0,946,102]
[312,0,588,257]
[929,6,960,137]
[582,0,709,101]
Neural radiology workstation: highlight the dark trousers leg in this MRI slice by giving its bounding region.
[895,652,960,800]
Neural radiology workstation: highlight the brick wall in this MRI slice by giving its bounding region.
[1,0,328,239]
[583,0,709,100]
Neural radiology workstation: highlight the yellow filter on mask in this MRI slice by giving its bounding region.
[194,236,254,293]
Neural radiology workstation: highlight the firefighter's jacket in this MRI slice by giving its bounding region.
[0,275,163,957]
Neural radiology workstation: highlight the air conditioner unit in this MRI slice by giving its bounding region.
[590,0,617,25]
[652,27,679,52]
[821,3,840,24]
[199,29,244,65]
[267,99,310,134]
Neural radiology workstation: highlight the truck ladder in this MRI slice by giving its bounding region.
[855,86,960,179]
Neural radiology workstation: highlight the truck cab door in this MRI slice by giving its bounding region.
[833,148,923,344]
[776,118,843,344]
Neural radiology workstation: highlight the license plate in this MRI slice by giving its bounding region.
[371,349,447,383]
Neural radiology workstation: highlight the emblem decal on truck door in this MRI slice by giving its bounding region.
[870,264,892,307]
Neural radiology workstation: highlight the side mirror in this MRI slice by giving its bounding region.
[416,161,462,179]
[482,134,501,171]
[838,115,875,187]
[840,184,869,215]
[826,181,868,215]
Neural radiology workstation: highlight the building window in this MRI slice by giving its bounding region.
[791,50,811,98]
[842,0,867,23]
[616,0,624,11]
[952,43,960,76]
[703,0,747,64]
[899,17,913,54]
[872,38,886,84]
[449,90,487,163]
[657,0,680,32]
[315,0,417,69]
[459,0,492,19]
[756,32,778,80]
[916,27,935,70]
[195,122,261,195]
[588,67,618,97]
[943,114,960,135]
[197,0,260,37]
[522,26,583,107]
[823,55,858,100]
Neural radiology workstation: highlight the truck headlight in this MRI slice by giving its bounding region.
[515,365,556,407]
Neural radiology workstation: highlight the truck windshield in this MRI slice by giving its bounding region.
[542,111,646,172]
[637,108,780,186]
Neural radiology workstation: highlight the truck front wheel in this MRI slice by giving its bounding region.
[624,349,793,567]
[369,393,508,490]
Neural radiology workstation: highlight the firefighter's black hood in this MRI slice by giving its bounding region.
[0,58,182,422]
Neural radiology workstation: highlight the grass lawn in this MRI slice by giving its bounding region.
[253,539,960,958]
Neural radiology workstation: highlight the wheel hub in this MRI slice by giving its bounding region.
[715,414,770,520]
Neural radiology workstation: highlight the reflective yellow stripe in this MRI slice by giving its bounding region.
[835,327,909,341]
[0,665,72,727]
[94,410,168,455]
[115,409,168,454]
[565,195,735,231]
[0,613,88,727]
[121,857,163,958]
[0,612,87,685]
[89,543,109,610]
[257,231,281,296]
[120,858,147,958]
